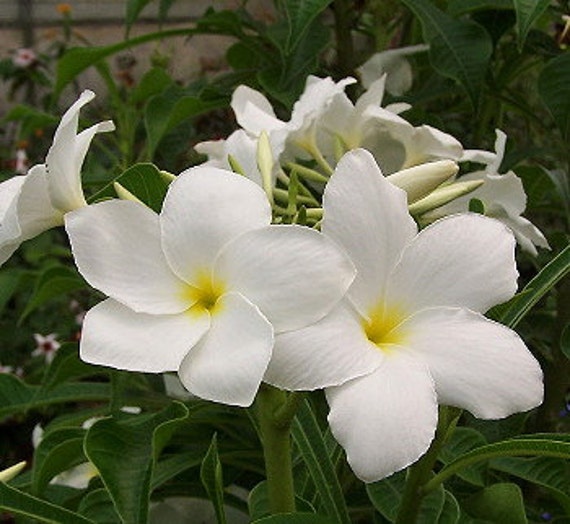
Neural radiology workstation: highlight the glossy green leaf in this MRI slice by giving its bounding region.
[252,513,334,524]
[78,489,121,523]
[448,0,513,16]
[248,481,314,520]
[32,427,86,494]
[538,52,570,141]
[20,265,85,322]
[114,163,170,213]
[125,0,153,33]
[84,402,188,524]
[513,0,550,49]
[39,344,99,392]
[0,269,22,314]
[491,456,570,513]
[200,434,227,524]
[495,243,570,328]
[151,452,204,489]
[283,0,333,53]
[438,491,460,524]
[131,67,174,105]
[561,324,570,359]
[463,483,527,523]
[291,400,350,524]
[439,427,487,486]
[0,481,94,523]
[0,374,110,421]
[401,0,493,106]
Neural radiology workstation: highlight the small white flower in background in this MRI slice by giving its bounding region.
[32,333,61,364]
[14,149,28,175]
[12,48,37,68]
[0,90,114,267]
[265,149,543,483]
[357,44,429,96]
[65,166,355,407]
[0,363,14,374]
[425,130,549,255]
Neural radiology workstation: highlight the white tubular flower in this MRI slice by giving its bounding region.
[65,166,355,407]
[265,149,543,483]
[429,130,549,255]
[0,90,114,266]
[357,44,429,96]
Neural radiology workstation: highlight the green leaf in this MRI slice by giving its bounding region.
[20,265,86,322]
[84,402,188,524]
[114,163,170,213]
[448,0,513,16]
[32,427,86,494]
[439,428,488,486]
[538,52,570,142]
[0,481,95,523]
[40,344,99,392]
[463,483,527,523]
[0,269,22,314]
[561,324,570,360]
[291,400,351,524]
[252,514,334,524]
[200,434,227,524]
[438,491,460,524]
[131,67,174,104]
[126,0,153,34]
[495,243,570,328]
[0,374,110,421]
[401,0,493,106]
[248,481,314,520]
[513,0,550,50]
[78,489,121,523]
[283,0,333,54]
[491,456,570,513]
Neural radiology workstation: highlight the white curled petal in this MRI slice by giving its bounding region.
[0,176,26,246]
[178,292,273,407]
[265,301,382,391]
[231,85,285,134]
[323,149,417,315]
[500,215,549,256]
[388,214,518,314]
[161,167,271,283]
[65,200,189,314]
[80,299,210,372]
[215,225,355,332]
[326,352,437,482]
[404,307,543,418]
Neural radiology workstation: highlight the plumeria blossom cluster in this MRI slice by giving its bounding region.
[0,86,544,483]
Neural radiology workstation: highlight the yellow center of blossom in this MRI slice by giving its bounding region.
[181,270,225,316]
[362,302,408,352]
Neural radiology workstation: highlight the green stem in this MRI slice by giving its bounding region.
[394,407,459,524]
[256,385,297,514]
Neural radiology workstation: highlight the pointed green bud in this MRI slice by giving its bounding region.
[257,131,274,204]
[159,170,176,183]
[0,461,26,483]
[286,162,329,184]
[227,155,246,176]
[387,160,459,204]
[113,182,144,204]
[334,134,348,163]
[409,179,485,216]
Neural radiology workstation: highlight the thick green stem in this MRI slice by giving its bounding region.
[256,385,297,514]
[394,407,459,524]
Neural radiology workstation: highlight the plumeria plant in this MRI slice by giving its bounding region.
[1,1,570,523]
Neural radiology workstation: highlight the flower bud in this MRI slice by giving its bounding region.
[113,182,143,204]
[409,179,485,216]
[0,461,26,483]
[256,131,274,204]
[387,160,459,203]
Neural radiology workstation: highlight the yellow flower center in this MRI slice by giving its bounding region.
[181,270,225,316]
[363,302,408,352]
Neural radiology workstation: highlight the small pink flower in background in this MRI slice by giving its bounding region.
[0,363,14,374]
[15,149,28,174]
[70,299,86,326]
[12,48,37,68]
[32,333,61,364]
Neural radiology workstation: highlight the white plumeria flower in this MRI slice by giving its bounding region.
[65,166,355,407]
[0,90,114,266]
[265,149,543,482]
[32,333,61,364]
[428,130,549,255]
[357,45,429,96]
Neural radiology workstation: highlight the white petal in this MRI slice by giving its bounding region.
[388,213,518,314]
[0,176,26,249]
[160,166,271,283]
[80,299,210,372]
[265,301,382,390]
[214,224,355,332]
[326,352,437,482]
[178,292,273,407]
[500,215,549,256]
[65,200,188,314]
[404,125,463,167]
[231,85,285,135]
[404,307,543,418]
[323,149,417,315]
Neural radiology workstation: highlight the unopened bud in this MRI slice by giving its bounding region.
[0,461,26,483]
[387,160,459,203]
[409,179,485,216]
[227,155,245,176]
[113,182,143,204]
[159,170,176,183]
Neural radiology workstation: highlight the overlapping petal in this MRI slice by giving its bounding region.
[404,307,544,418]
[231,85,286,135]
[264,302,382,390]
[80,299,209,372]
[326,352,438,482]
[387,213,517,314]
[66,200,189,314]
[214,224,355,332]
[178,292,273,407]
[322,149,416,315]
[160,167,271,283]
